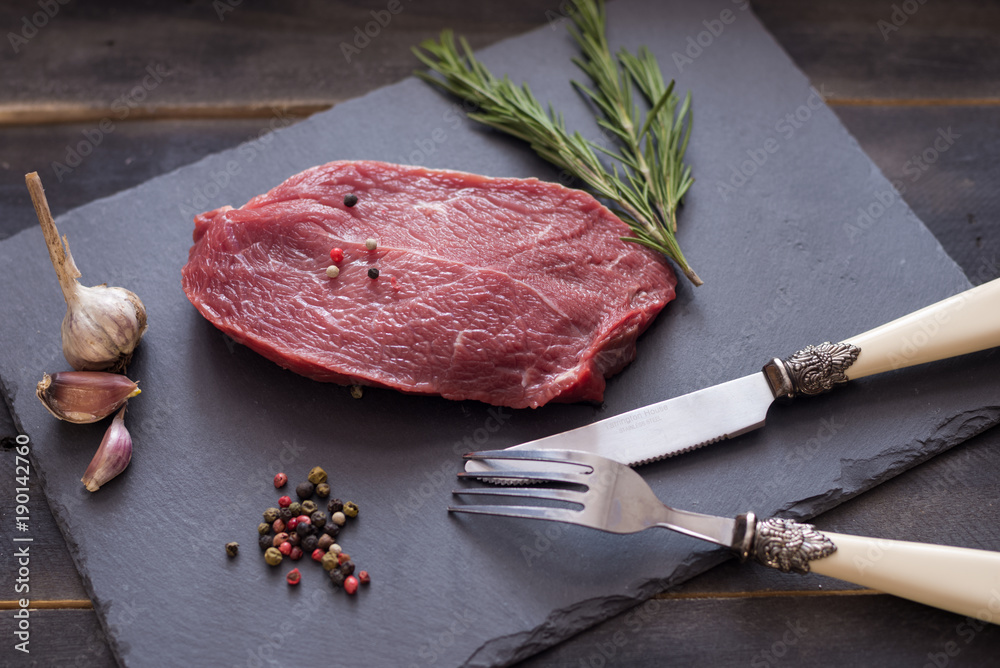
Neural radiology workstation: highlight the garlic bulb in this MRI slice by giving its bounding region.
[36,371,140,423]
[82,405,132,492]
[26,172,147,373]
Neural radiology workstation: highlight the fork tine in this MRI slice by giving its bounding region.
[463,449,597,469]
[457,470,587,485]
[452,486,585,505]
[448,504,582,525]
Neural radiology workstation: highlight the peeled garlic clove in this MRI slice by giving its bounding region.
[62,283,147,373]
[36,371,140,424]
[82,405,132,492]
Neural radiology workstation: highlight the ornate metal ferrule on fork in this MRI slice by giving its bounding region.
[733,513,838,574]
[762,342,861,400]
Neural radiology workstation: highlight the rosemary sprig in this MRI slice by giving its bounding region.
[412,0,701,285]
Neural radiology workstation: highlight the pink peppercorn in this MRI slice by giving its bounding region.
[358,570,370,585]
[278,496,292,508]
[330,247,344,263]
[296,515,311,525]
[311,549,325,562]
[287,517,299,531]
[272,519,286,533]
[274,472,287,488]
[286,568,301,586]
[289,546,303,561]
[278,541,292,556]
[344,575,358,595]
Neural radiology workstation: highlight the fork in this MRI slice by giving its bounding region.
[451,449,1000,622]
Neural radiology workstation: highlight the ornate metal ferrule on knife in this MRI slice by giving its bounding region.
[762,341,861,400]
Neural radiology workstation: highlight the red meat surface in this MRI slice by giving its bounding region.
[181,161,675,408]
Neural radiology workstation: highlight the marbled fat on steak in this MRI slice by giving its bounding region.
[181,161,676,408]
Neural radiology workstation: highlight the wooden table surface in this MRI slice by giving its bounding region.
[1,1,998,665]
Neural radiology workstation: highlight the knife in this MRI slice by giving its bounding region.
[467,277,1000,475]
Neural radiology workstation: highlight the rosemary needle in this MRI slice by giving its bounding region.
[413,0,701,286]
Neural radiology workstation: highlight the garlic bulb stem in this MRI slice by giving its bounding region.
[26,172,147,372]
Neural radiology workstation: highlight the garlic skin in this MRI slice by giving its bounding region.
[26,171,147,373]
[36,371,140,424]
[62,283,147,372]
[82,405,132,492]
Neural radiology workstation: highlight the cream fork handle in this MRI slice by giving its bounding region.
[810,532,1000,621]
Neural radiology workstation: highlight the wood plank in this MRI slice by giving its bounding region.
[520,592,1000,667]
[4,0,998,124]
[753,0,1000,101]
[0,0,554,119]
[1,609,116,667]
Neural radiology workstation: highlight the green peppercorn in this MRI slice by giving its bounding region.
[259,535,274,551]
[350,385,364,399]
[279,507,293,522]
[328,499,344,514]
[302,535,319,553]
[263,507,280,523]
[257,522,272,536]
[343,501,359,518]
[338,560,355,577]
[310,511,327,528]
[308,466,328,485]
[329,569,346,587]
[331,511,346,527]
[264,547,283,566]
[317,534,334,552]
[225,542,239,558]
[288,501,302,517]
[301,500,318,515]
[315,483,330,498]
[321,552,339,571]
[296,482,315,499]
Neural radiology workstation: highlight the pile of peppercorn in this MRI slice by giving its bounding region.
[249,466,369,595]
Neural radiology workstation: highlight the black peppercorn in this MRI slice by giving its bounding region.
[288,532,302,547]
[323,523,341,538]
[329,569,346,587]
[315,483,330,498]
[339,560,355,577]
[296,482,315,499]
[310,511,327,528]
[225,542,239,558]
[301,500,319,515]
[344,194,358,207]
[328,499,344,514]
[259,534,274,551]
[295,522,311,537]
[263,507,280,523]
[257,522,272,536]
[302,535,319,553]
[279,507,293,522]
[368,267,380,279]
[317,534,334,551]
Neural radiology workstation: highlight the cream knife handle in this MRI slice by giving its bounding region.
[810,532,1000,621]
[843,277,1000,380]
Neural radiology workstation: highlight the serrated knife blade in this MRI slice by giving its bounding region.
[465,277,1000,476]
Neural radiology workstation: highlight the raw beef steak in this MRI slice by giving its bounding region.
[181,161,676,408]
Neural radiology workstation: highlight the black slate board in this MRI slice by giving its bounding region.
[2,1,998,665]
